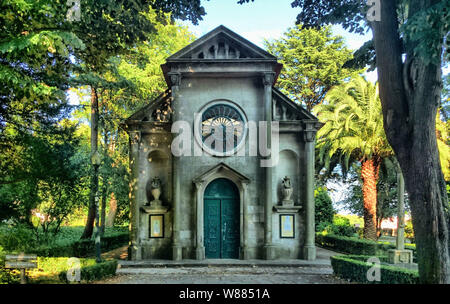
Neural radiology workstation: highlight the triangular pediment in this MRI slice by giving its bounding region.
[166,25,276,61]
[124,89,172,125]
[193,162,250,184]
[272,87,318,121]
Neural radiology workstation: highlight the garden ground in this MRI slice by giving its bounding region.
[96,247,350,284]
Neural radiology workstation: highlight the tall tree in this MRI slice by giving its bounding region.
[314,76,392,240]
[72,19,195,232]
[240,0,450,284]
[69,2,205,239]
[265,25,360,111]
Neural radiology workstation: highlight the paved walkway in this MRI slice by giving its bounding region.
[96,246,350,284]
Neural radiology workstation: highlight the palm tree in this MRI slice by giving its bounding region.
[313,76,392,240]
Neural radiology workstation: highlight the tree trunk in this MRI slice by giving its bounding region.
[372,0,449,283]
[361,158,379,241]
[100,183,107,235]
[81,86,99,239]
[106,192,117,228]
[100,131,108,236]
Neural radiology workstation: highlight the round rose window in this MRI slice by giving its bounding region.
[200,103,246,155]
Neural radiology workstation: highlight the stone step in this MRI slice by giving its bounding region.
[118,259,332,269]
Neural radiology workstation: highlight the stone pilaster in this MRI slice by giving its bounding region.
[242,182,251,260]
[396,163,405,250]
[195,181,205,260]
[388,160,413,264]
[128,130,141,260]
[303,122,316,260]
[263,72,275,260]
[169,72,183,261]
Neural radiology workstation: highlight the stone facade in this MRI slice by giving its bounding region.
[123,26,322,261]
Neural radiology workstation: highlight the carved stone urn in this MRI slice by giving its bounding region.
[141,177,169,214]
[150,177,162,206]
[281,176,294,206]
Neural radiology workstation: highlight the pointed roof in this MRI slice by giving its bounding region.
[193,162,250,184]
[166,25,277,61]
[272,87,319,121]
[123,89,171,125]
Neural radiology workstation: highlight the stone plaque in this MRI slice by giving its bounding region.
[149,214,164,238]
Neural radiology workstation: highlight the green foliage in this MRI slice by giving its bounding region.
[286,0,449,65]
[0,245,19,284]
[314,187,335,231]
[35,257,96,274]
[330,255,419,284]
[0,225,128,257]
[71,19,195,227]
[316,233,379,255]
[317,215,357,237]
[436,111,450,181]
[0,121,89,229]
[399,1,449,65]
[57,259,117,283]
[314,76,392,173]
[24,257,116,283]
[0,0,202,231]
[316,233,417,261]
[0,224,37,252]
[265,25,361,111]
[405,220,415,243]
[33,230,129,258]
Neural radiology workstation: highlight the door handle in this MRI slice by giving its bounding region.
[223,222,227,241]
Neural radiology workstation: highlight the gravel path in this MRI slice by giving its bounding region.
[95,265,348,284]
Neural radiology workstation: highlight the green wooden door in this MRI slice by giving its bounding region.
[204,178,240,259]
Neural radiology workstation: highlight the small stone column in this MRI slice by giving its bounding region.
[128,130,141,260]
[388,159,413,264]
[195,181,205,260]
[169,72,183,261]
[263,72,275,260]
[303,123,316,260]
[242,182,251,259]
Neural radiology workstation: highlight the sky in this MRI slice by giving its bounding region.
[180,0,378,82]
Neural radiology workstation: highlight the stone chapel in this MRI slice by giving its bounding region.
[122,25,323,261]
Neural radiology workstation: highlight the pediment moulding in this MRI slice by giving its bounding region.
[165,25,277,62]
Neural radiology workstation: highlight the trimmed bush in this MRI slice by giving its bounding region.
[317,215,357,237]
[0,245,19,284]
[28,257,117,284]
[58,260,118,283]
[315,187,334,231]
[331,255,419,284]
[33,232,128,257]
[316,234,379,255]
[316,233,417,262]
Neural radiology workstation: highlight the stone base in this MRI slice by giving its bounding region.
[388,249,413,264]
[303,245,316,261]
[263,245,276,260]
[172,245,183,261]
[195,246,205,260]
[241,247,251,260]
[128,245,142,261]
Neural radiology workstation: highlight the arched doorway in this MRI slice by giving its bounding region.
[204,178,240,259]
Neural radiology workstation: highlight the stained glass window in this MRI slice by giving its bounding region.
[201,104,245,154]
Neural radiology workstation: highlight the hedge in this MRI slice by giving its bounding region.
[33,232,129,258]
[58,260,118,283]
[331,255,419,284]
[316,233,417,261]
[28,258,117,284]
[316,234,380,255]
